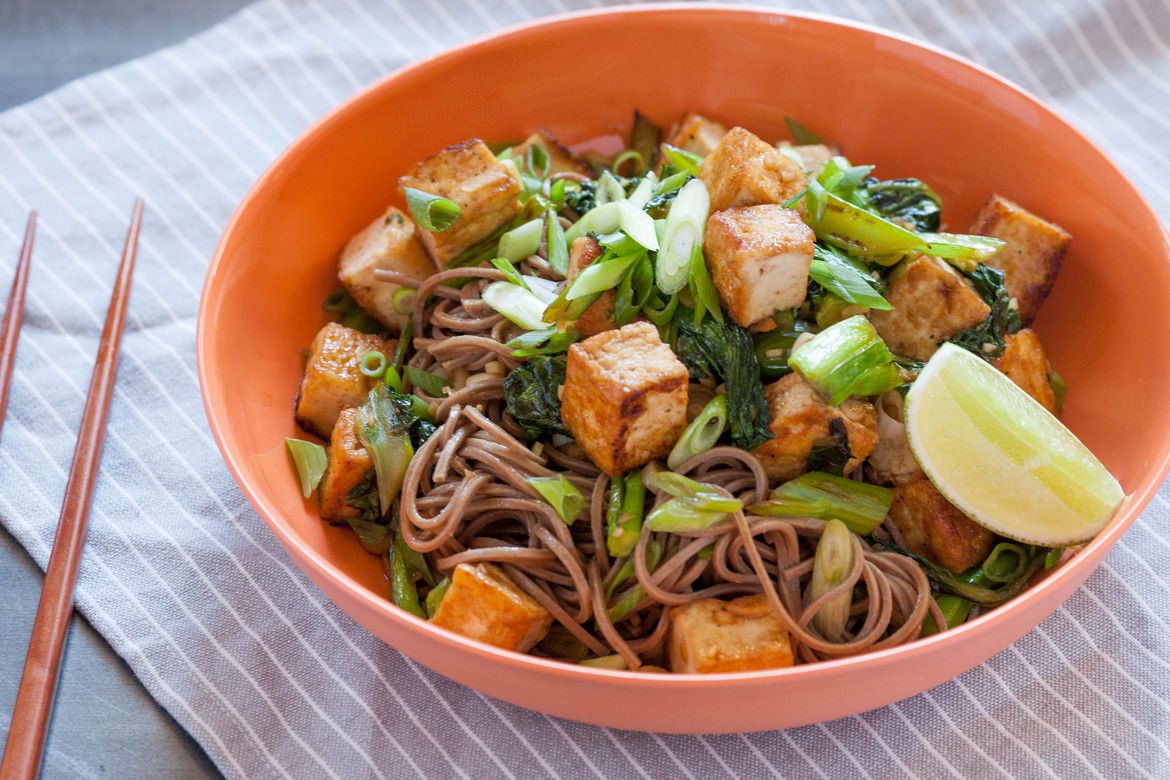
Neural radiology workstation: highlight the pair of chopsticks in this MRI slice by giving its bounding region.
[0,201,144,780]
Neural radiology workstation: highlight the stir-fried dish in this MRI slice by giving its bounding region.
[286,111,1120,673]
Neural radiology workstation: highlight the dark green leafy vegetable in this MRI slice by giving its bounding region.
[322,287,383,334]
[503,355,569,439]
[806,418,853,476]
[356,385,416,515]
[945,263,1021,361]
[673,311,772,450]
[861,177,942,232]
[388,528,426,617]
[564,179,598,215]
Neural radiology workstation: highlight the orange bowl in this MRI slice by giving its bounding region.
[197,5,1170,733]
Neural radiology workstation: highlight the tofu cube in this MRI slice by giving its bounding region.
[295,322,395,438]
[751,372,878,483]
[868,256,991,361]
[704,205,815,327]
[697,127,806,213]
[398,139,522,267]
[511,129,590,176]
[338,206,436,334]
[429,563,553,653]
[561,321,689,475]
[889,476,995,573]
[668,593,795,674]
[318,406,374,522]
[968,195,1070,325]
[994,328,1058,415]
[566,236,617,336]
[781,143,835,174]
[664,112,728,157]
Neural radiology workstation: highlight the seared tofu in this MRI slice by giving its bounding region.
[664,112,728,157]
[668,594,794,674]
[561,321,689,475]
[565,236,617,336]
[889,476,995,574]
[295,322,394,438]
[969,195,1070,325]
[697,127,806,213]
[318,406,373,522]
[779,143,835,174]
[337,206,435,333]
[398,138,522,267]
[752,372,878,483]
[868,256,991,361]
[995,328,1058,415]
[512,129,590,176]
[429,563,552,652]
[704,205,815,327]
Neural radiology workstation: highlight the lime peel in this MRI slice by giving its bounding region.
[905,343,1123,546]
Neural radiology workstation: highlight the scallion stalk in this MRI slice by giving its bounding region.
[425,576,451,618]
[285,438,327,498]
[607,468,646,557]
[788,314,902,404]
[382,365,404,392]
[389,530,426,618]
[563,201,658,252]
[565,253,641,300]
[920,593,974,636]
[750,471,893,536]
[803,185,921,260]
[404,187,461,232]
[917,232,1006,271]
[656,177,709,295]
[660,144,703,174]
[546,209,569,277]
[807,519,855,641]
[645,471,743,513]
[667,395,728,470]
[528,474,585,524]
[607,539,663,621]
[404,365,449,398]
[625,171,658,209]
[595,170,626,205]
[809,246,891,310]
[645,498,732,533]
[497,218,544,263]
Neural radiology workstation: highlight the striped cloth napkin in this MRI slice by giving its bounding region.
[1,0,1168,777]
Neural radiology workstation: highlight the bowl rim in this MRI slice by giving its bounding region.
[197,2,1170,693]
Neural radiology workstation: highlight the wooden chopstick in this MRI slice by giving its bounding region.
[0,211,36,439]
[0,199,144,780]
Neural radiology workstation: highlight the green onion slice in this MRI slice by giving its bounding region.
[595,170,626,205]
[404,365,449,397]
[358,350,388,378]
[807,518,855,641]
[286,438,327,498]
[404,187,461,232]
[566,253,640,300]
[809,246,891,310]
[391,286,416,315]
[668,395,728,470]
[917,232,1007,270]
[498,217,544,263]
[546,209,570,277]
[657,177,709,294]
[645,471,743,513]
[645,498,731,533]
[788,314,902,405]
[528,474,585,524]
[625,171,658,210]
[482,281,554,330]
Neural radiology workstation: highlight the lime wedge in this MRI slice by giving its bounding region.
[904,343,1123,546]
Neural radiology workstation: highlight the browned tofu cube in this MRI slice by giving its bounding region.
[398,139,522,267]
[561,321,689,475]
[751,372,878,483]
[668,594,794,674]
[889,476,994,573]
[704,205,815,327]
[868,256,991,361]
[338,206,435,334]
[318,406,374,522]
[295,322,394,438]
[429,563,552,652]
[782,143,835,173]
[511,129,590,176]
[994,328,1057,415]
[664,112,728,157]
[969,195,1071,325]
[565,236,617,336]
[697,127,806,213]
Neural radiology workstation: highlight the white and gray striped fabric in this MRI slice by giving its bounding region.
[1,0,1168,777]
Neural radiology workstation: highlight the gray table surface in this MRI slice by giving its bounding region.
[1,2,253,777]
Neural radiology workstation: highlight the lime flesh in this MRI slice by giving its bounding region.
[905,343,1124,546]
